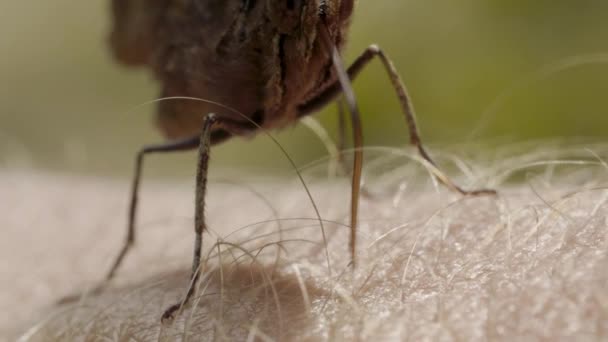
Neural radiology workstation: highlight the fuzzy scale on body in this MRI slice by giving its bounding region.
[110,0,355,138]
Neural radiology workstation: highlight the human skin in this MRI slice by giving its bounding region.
[3,146,608,341]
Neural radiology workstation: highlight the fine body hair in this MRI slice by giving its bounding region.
[3,143,608,341]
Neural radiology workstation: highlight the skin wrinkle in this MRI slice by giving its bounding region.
[3,145,608,340]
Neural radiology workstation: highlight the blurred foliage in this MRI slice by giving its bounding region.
[1,0,608,178]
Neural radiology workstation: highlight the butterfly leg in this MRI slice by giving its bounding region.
[299,44,496,196]
[161,113,219,323]
[297,41,496,266]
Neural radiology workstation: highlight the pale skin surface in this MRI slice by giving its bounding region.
[4,144,608,341]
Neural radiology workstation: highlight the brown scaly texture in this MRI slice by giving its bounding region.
[109,0,355,139]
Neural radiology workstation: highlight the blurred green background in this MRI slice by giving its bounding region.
[1,1,608,178]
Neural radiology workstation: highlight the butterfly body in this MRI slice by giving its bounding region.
[110,0,355,138]
[62,0,495,324]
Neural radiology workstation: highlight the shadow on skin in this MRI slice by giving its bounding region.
[48,263,327,340]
